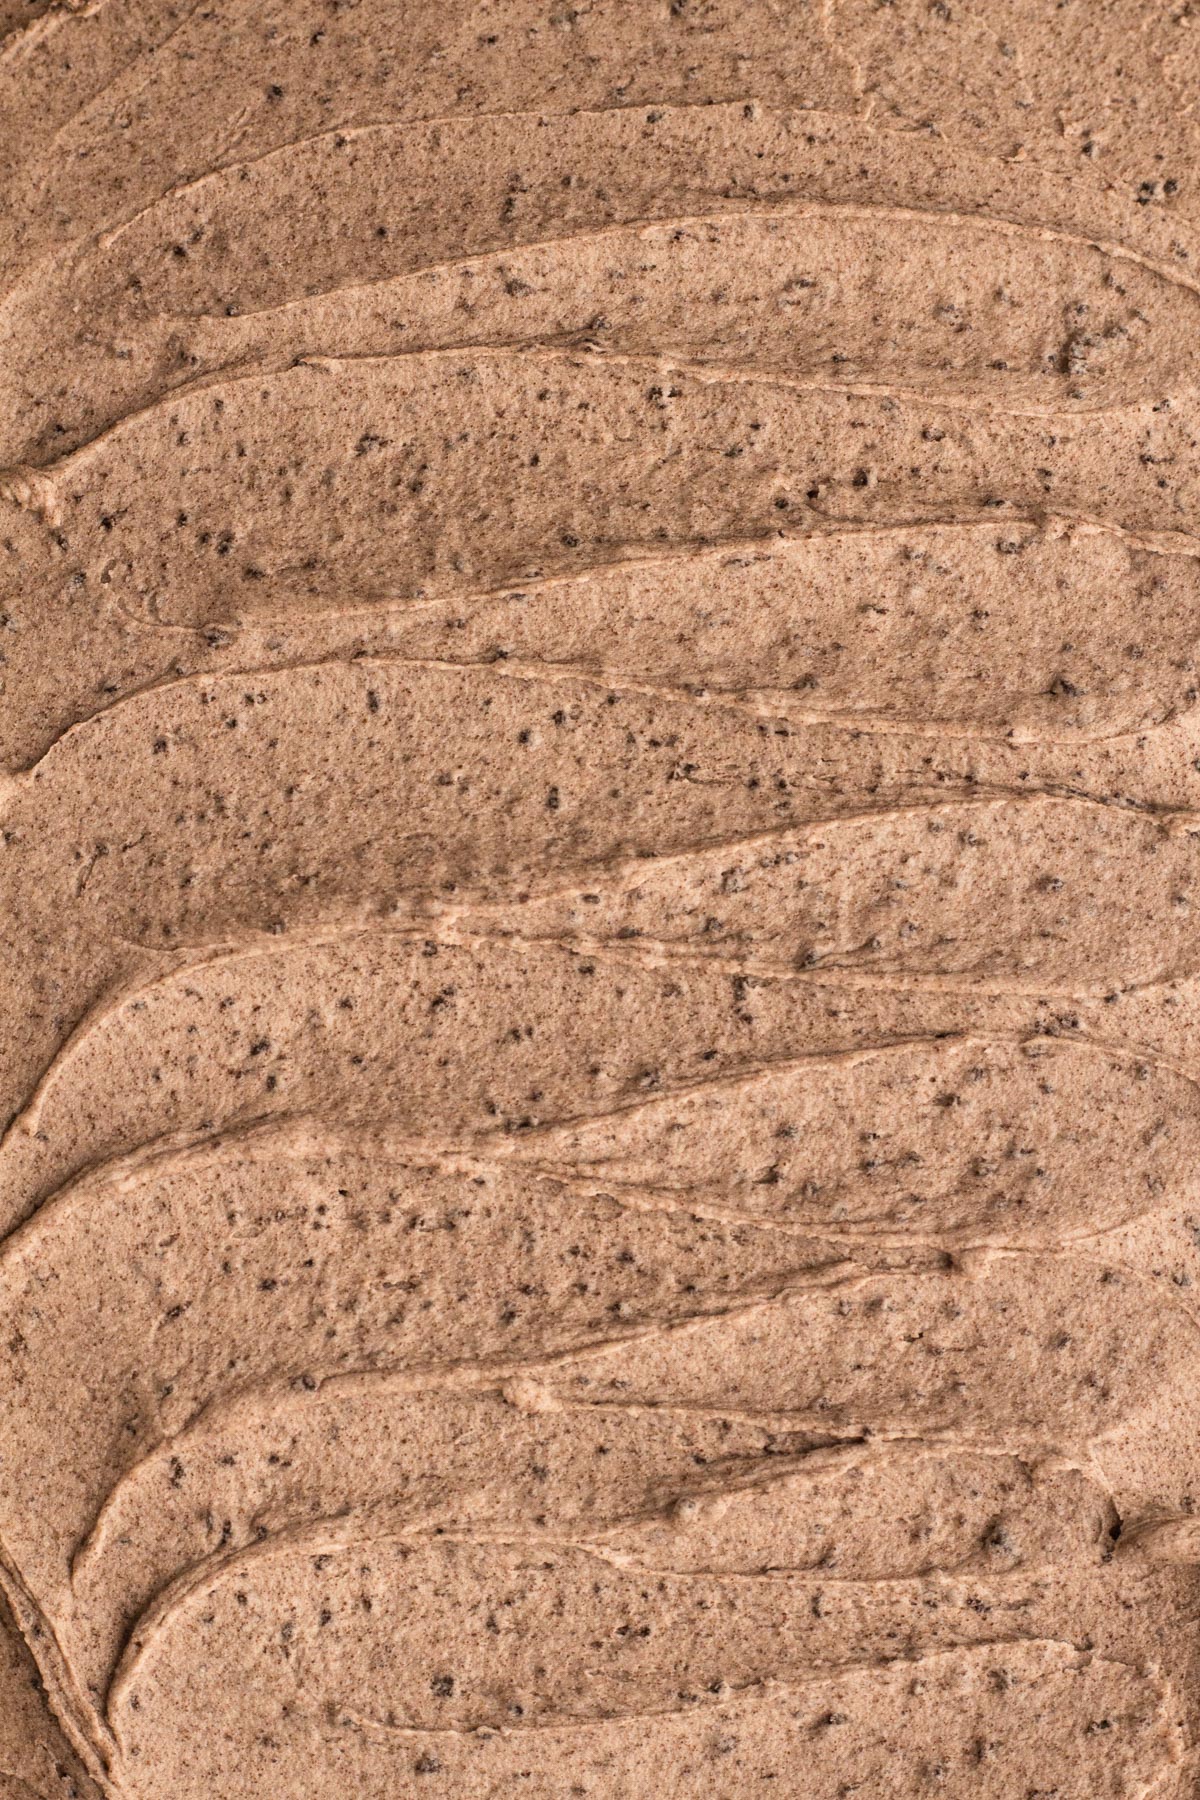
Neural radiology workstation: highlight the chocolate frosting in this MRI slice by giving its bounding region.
[3,4,1200,1796]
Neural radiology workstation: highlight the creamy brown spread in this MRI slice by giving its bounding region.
[3,4,1200,1796]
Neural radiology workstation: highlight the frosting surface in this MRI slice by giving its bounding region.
[3,4,1200,1796]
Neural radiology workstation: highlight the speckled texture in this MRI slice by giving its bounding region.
[3,4,1200,1797]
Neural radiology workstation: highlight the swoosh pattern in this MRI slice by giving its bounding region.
[2,7,1199,1800]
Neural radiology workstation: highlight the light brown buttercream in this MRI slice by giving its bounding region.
[3,5,1200,1797]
